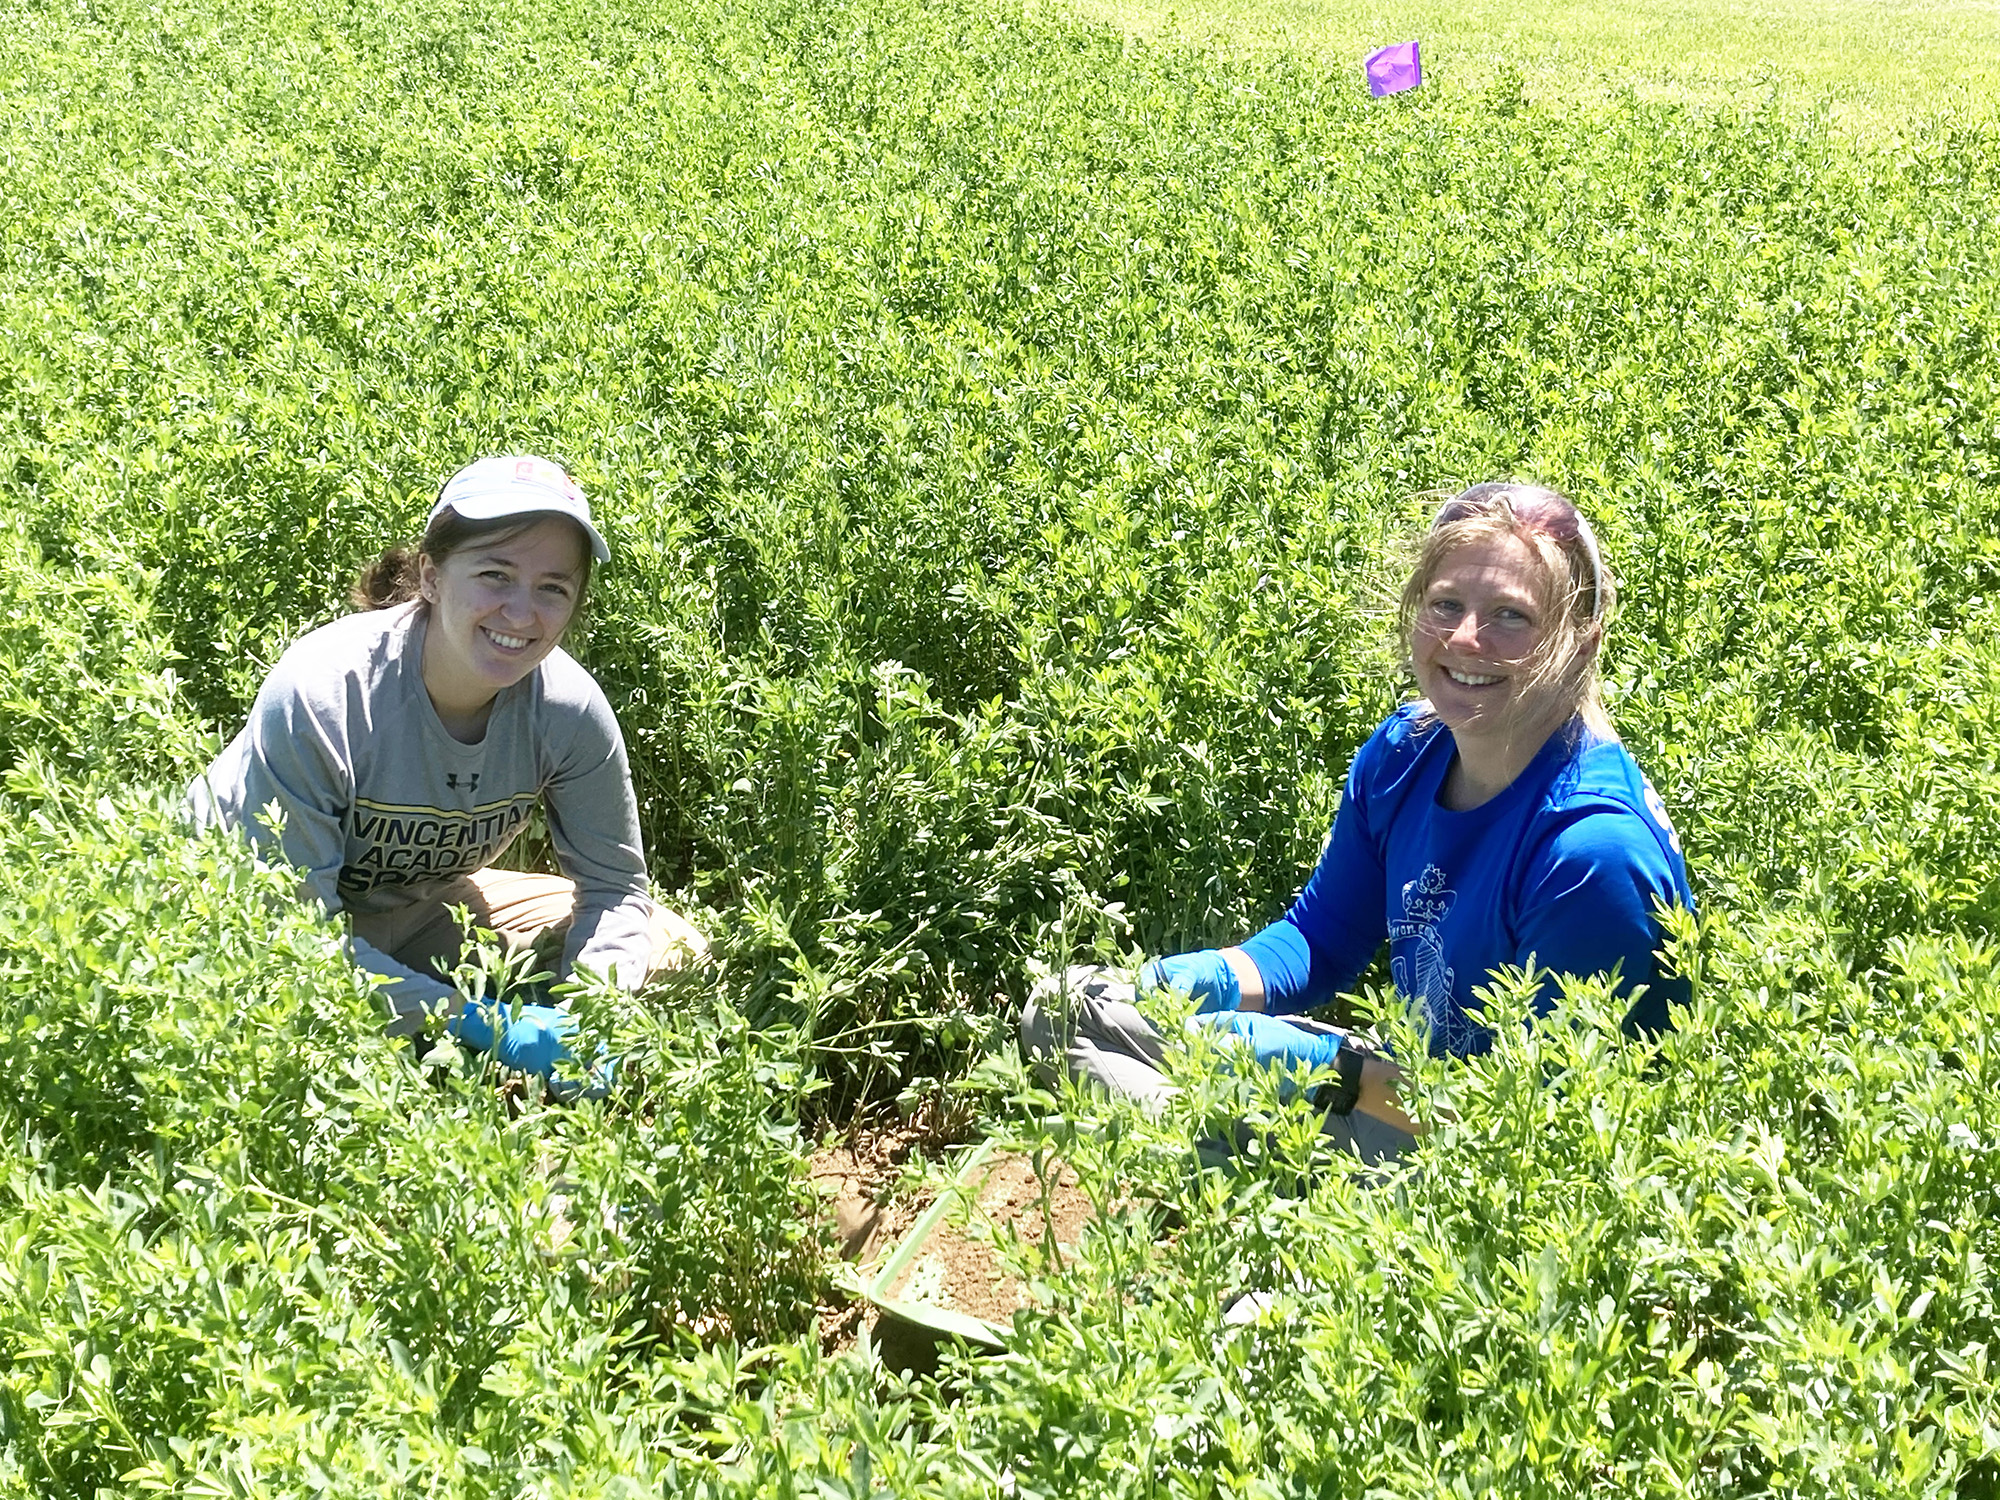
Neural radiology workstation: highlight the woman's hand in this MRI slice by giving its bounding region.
[1142,946,1270,1013]
[448,996,615,1098]
[1141,949,1242,1013]
[1355,1054,1422,1135]
[1186,1010,1425,1137]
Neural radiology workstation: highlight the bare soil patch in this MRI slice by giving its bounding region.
[811,1120,948,1356]
[811,1128,1102,1361]
[879,1150,1094,1329]
[811,1124,937,1266]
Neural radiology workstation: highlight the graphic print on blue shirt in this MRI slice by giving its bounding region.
[1238,706,1695,1058]
[1389,864,1460,1044]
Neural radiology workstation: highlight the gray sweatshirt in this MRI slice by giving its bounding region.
[190,601,654,1028]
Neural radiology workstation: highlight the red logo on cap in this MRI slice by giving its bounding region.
[516,460,536,480]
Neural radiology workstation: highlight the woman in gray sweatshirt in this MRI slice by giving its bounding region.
[191,455,702,1081]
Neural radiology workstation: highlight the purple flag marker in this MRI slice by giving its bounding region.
[1365,39,1422,98]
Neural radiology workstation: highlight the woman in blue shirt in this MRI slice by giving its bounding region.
[1021,482,1694,1162]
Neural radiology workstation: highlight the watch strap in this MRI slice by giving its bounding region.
[1314,1039,1366,1117]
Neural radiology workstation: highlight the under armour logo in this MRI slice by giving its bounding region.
[446,773,480,792]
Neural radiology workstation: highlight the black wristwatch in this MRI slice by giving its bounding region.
[1313,1041,1367,1117]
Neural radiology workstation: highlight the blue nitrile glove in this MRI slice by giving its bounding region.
[1141,949,1242,1014]
[449,997,615,1096]
[1188,1010,1342,1095]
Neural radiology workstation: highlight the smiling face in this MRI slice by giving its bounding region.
[417,515,587,730]
[1410,530,1579,755]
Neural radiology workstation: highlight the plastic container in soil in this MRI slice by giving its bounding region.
[852,1138,1094,1349]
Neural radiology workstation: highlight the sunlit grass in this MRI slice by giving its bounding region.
[1051,0,2000,125]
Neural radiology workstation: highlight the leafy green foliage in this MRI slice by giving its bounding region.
[13,0,2000,1096]
[0,779,821,1496]
[893,929,2000,1497]
[5,0,2000,1483]
[0,535,205,785]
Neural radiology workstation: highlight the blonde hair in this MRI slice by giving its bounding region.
[1397,482,1616,739]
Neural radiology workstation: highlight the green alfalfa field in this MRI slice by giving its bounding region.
[5,0,2000,1490]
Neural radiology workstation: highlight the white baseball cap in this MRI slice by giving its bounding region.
[429,455,610,563]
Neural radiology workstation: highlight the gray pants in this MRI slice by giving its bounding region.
[1019,965,1414,1168]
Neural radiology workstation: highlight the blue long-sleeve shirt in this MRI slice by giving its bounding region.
[1238,706,1694,1057]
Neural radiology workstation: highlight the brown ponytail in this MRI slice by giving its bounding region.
[350,546,423,610]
